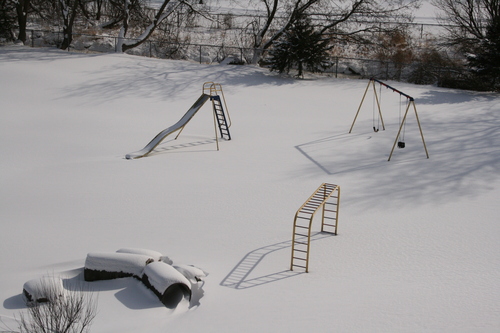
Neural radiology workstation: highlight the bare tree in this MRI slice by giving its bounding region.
[118,0,179,52]
[117,0,211,52]
[432,0,499,51]
[432,0,499,89]
[17,281,97,333]
[58,0,81,49]
[244,0,419,64]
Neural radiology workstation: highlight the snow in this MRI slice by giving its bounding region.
[173,264,209,282]
[84,252,154,277]
[116,247,165,261]
[22,276,65,303]
[143,262,191,294]
[0,45,499,332]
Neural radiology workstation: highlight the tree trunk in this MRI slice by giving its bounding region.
[15,0,30,43]
[59,0,79,50]
[119,0,177,53]
[250,0,318,65]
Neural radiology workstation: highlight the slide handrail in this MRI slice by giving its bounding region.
[203,82,231,128]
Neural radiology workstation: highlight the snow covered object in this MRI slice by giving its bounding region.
[116,247,173,264]
[142,262,192,308]
[173,264,209,283]
[84,252,155,281]
[22,276,65,305]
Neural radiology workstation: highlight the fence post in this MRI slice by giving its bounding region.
[199,45,202,64]
[335,57,338,78]
[31,30,34,47]
[149,41,152,57]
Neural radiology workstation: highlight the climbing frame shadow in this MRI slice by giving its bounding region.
[220,233,332,289]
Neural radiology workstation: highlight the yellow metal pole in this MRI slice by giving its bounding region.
[334,186,340,235]
[321,185,326,232]
[212,98,220,151]
[203,81,214,94]
[412,100,429,159]
[388,98,412,161]
[349,79,372,133]
[174,126,185,140]
[290,214,298,271]
[218,85,231,128]
[305,217,313,273]
[372,80,386,131]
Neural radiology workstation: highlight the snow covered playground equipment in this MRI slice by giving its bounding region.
[291,183,340,273]
[349,78,430,161]
[126,82,231,159]
[22,248,207,309]
[84,248,207,308]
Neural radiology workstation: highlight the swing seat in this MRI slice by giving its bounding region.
[398,141,405,149]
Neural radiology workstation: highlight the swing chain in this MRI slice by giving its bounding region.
[398,94,407,148]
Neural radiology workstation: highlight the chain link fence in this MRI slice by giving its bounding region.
[17,28,467,87]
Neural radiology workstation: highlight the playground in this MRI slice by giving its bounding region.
[1,46,499,332]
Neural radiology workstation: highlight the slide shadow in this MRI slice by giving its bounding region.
[147,138,218,157]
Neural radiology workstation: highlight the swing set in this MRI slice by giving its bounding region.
[349,78,429,161]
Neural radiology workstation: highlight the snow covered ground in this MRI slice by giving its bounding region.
[1,45,499,332]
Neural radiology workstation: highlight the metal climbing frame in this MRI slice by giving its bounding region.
[290,183,340,273]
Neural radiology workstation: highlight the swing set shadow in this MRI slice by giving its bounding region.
[349,78,430,161]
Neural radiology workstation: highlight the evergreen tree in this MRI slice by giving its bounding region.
[267,14,331,78]
[468,15,500,90]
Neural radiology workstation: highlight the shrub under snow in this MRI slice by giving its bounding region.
[84,252,155,281]
[22,276,65,304]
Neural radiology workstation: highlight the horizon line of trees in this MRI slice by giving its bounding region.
[0,0,498,90]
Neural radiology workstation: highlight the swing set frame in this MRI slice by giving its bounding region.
[349,78,429,161]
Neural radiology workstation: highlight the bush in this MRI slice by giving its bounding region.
[18,279,97,333]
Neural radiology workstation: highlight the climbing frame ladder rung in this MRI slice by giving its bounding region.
[290,183,341,273]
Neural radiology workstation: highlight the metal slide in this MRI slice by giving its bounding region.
[125,94,211,159]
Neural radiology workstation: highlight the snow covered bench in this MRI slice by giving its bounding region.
[141,262,192,308]
[84,252,155,281]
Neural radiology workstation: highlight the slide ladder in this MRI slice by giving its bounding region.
[211,95,231,140]
[290,183,340,273]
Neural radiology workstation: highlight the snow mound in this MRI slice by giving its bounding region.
[116,247,172,264]
[173,264,209,283]
[22,276,65,304]
[84,252,155,281]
